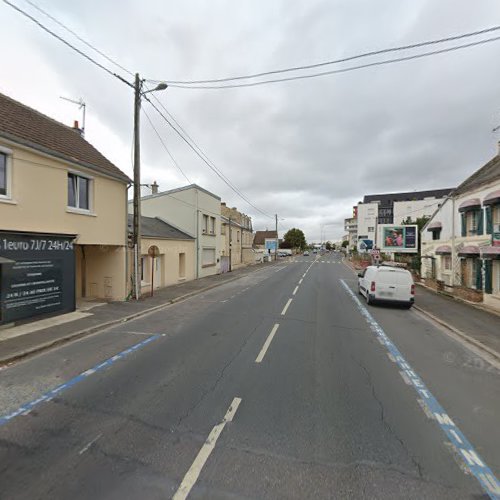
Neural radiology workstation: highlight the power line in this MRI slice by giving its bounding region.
[150,25,500,85]
[141,106,192,184]
[2,0,132,87]
[22,0,134,77]
[143,98,274,219]
[154,35,500,90]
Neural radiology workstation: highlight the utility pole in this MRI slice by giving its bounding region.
[132,73,142,300]
[228,217,232,272]
[275,214,278,261]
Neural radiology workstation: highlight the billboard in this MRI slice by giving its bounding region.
[378,225,418,253]
[264,238,277,253]
[0,232,75,323]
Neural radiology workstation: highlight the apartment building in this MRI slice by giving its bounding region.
[220,202,254,271]
[136,184,221,278]
[356,188,453,248]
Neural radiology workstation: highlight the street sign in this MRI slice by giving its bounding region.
[148,245,160,258]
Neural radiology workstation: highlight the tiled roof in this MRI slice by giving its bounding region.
[254,230,277,245]
[127,214,194,240]
[453,154,500,196]
[0,92,129,182]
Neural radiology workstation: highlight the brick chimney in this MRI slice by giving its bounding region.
[72,120,83,136]
[151,181,159,194]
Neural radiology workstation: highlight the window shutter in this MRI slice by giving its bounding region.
[475,260,482,290]
[460,213,466,237]
[485,206,493,235]
[484,260,492,294]
[476,210,484,235]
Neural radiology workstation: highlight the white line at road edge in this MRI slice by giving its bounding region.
[173,397,242,500]
[281,298,293,316]
[255,324,280,363]
[0,335,161,427]
[293,286,299,295]
[340,279,500,499]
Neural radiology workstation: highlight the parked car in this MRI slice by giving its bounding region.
[358,265,415,308]
[303,251,310,256]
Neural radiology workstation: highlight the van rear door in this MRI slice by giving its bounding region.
[374,269,412,301]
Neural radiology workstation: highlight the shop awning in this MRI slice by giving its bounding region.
[458,245,480,257]
[0,256,15,264]
[427,221,442,231]
[435,245,451,255]
[458,198,481,212]
[483,190,500,206]
[480,246,500,258]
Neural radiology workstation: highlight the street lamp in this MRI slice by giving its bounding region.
[132,75,167,300]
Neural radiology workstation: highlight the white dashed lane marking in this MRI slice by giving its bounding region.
[173,397,242,500]
[281,298,293,316]
[255,324,280,363]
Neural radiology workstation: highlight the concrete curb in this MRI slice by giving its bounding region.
[413,305,500,363]
[0,266,275,367]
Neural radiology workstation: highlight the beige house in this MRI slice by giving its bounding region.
[127,215,195,295]
[0,92,129,324]
[135,184,221,279]
[421,146,500,312]
[220,202,254,271]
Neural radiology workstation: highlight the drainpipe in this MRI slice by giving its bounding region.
[196,189,199,279]
[451,196,456,287]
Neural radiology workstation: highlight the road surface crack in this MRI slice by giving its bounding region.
[351,355,424,480]
[176,317,265,429]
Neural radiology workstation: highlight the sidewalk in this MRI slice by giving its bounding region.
[0,261,280,366]
[343,258,500,360]
[414,284,500,360]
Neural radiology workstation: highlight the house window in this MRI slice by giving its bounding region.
[202,214,209,233]
[210,216,216,234]
[432,230,441,241]
[467,211,478,234]
[494,205,500,225]
[68,173,90,210]
[0,152,7,196]
[179,253,186,278]
[237,230,240,242]
[202,247,216,267]
[367,226,375,232]
[442,255,451,271]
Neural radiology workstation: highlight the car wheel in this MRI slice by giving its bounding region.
[366,293,372,305]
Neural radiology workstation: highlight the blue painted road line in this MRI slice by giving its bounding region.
[0,334,161,428]
[340,280,500,499]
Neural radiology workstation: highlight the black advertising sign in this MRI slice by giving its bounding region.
[0,232,75,324]
[404,226,417,249]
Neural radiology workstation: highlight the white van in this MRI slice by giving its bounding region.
[358,265,415,308]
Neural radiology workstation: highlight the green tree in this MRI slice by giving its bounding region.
[283,228,307,250]
[341,240,349,248]
[325,241,332,250]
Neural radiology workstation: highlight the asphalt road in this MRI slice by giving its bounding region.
[1,252,499,499]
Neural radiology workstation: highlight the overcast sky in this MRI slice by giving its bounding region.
[1,0,499,241]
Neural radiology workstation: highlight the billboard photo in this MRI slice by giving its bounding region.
[379,225,418,253]
[264,238,277,253]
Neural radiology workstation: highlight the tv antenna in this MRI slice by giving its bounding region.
[60,96,86,135]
